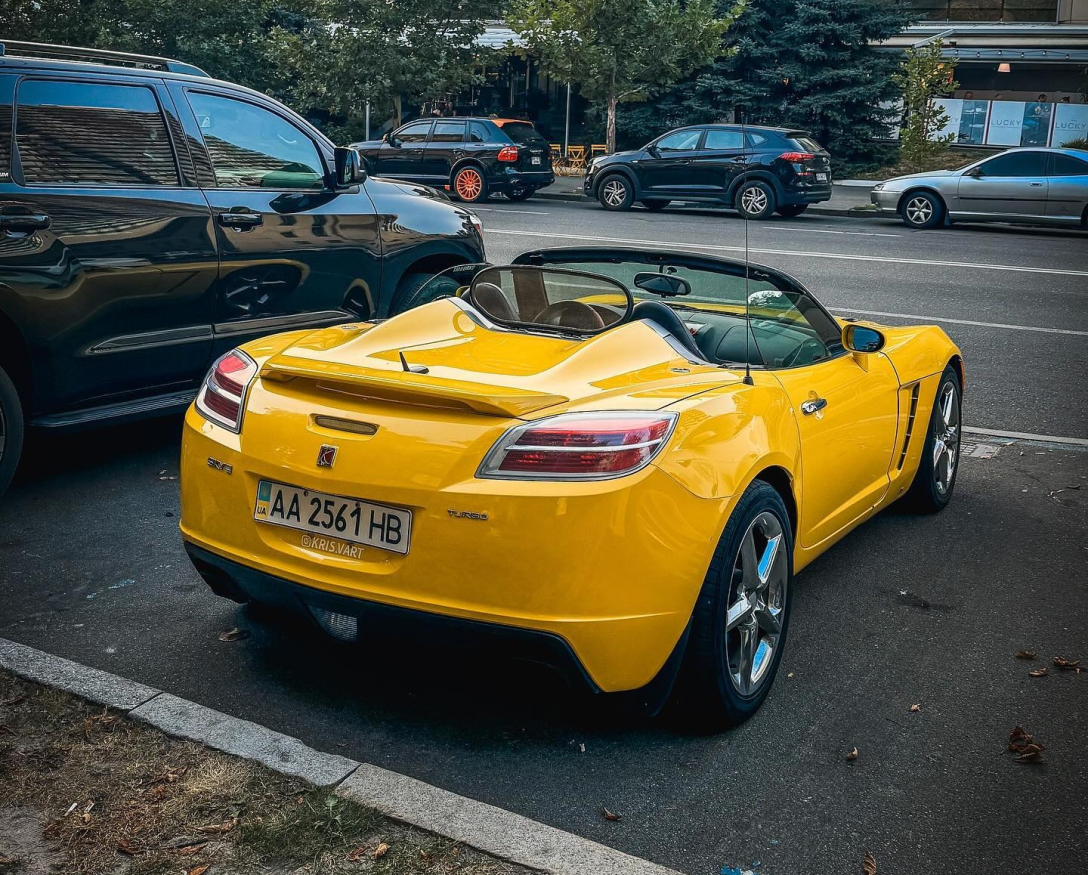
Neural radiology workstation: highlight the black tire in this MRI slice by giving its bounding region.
[452,165,489,203]
[505,188,534,202]
[0,365,24,499]
[597,174,634,211]
[776,204,808,217]
[676,480,794,730]
[900,190,945,229]
[392,272,461,315]
[904,365,962,512]
[736,180,777,220]
[642,200,671,212]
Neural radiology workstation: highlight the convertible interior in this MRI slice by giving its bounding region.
[458,250,844,370]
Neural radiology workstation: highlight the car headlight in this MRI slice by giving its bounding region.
[873,182,885,191]
[195,349,257,433]
[478,411,678,480]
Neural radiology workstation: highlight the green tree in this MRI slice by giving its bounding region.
[893,40,958,171]
[620,0,913,166]
[273,0,503,139]
[509,0,739,153]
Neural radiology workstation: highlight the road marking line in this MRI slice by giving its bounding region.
[476,207,551,215]
[767,227,900,238]
[485,228,1088,278]
[832,307,1088,337]
[963,426,1088,447]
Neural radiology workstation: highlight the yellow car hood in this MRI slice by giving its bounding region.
[260,299,739,418]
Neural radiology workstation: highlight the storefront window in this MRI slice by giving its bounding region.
[903,0,1058,22]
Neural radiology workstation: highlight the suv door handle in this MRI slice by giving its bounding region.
[218,210,262,229]
[801,398,828,416]
[0,213,51,232]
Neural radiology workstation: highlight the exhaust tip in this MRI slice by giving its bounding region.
[310,606,359,642]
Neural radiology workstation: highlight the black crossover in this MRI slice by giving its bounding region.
[0,40,486,498]
[584,124,832,218]
[353,117,554,204]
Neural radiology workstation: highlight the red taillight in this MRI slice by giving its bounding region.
[497,145,519,162]
[479,412,677,480]
[195,350,257,433]
[779,152,814,162]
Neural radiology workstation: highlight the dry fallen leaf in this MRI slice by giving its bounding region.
[1052,656,1080,671]
[197,819,236,834]
[177,843,208,856]
[909,704,920,712]
[373,842,390,859]
[787,671,795,678]
[846,747,859,761]
[862,851,878,874]
[117,838,140,856]
[601,806,622,822]
[1029,667,1048,678]
[188,866,210,875]
[347,846,368,862]
[1015,650,1037,659]
[218,627,250,642]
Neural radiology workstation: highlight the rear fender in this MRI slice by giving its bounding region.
[726,170,785,203]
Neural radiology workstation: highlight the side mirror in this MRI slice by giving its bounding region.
[646,143,660,158]
[842,324,885,354]
[964,166,983,178]
[334,147,366,187]
[634,271,691,297]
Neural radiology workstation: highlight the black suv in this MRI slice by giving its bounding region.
[0,40,486,497]
[353,117,554,204]
[584,124,832,218]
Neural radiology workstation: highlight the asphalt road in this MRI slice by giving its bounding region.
[2,205,1087,875]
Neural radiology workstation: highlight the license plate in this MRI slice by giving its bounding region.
[531,156,541,165]
[816,172,829,182]
[254,480,411,555]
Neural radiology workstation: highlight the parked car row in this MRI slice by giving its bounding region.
[0,40,485,497]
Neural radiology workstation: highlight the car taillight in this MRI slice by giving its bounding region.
[195,350,257,433]
[478,412,678,480]
[497,145,519,162]
[779,152,814,163]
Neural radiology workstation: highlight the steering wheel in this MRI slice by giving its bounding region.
[533,301,606,331]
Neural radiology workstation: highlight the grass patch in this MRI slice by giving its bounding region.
[0,670,532,874]
[853,147,991,180]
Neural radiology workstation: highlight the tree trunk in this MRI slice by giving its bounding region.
[393,94,403,128]
[606,92,617,154]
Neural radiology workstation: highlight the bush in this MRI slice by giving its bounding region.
[1058,137,1088,150]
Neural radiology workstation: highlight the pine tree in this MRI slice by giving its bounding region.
[620,0,915,167]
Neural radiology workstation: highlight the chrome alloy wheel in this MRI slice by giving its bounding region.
[740,186,769,215]
[601,178,627,207]
[905,195,934,226]
[725,511,788,697]
[933,382,960,495]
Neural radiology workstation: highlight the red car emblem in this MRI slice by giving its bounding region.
[316,445,338,468]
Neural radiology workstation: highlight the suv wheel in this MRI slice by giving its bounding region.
[0,366,24,499]
[453,166,488,203]
[901,191,944,229]
[393,272,462,315]
[737,180,776,220]
[598,175,634,211]
[776,204,808,217]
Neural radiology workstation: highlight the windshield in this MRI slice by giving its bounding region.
[469,266,632,335]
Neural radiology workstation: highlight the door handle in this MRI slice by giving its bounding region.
[801,398,828,416]
[1029,182,1043,187]
[0,213,51,232]
[217,210,263,229]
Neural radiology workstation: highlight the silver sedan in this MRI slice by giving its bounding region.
[871,147,1088,230]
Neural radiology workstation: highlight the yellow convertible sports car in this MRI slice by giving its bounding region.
[180,248,963,727]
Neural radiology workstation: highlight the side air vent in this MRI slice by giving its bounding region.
[897,383,921,471]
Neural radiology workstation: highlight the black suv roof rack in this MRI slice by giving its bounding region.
[0,39,209,77]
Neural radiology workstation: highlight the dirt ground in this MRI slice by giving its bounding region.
[0,670,533,875]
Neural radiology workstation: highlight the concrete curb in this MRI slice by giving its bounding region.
[0,637,682,875]
[338,764,679,875]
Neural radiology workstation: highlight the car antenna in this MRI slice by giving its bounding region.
[399,351,428,375]
[741,112,754,386]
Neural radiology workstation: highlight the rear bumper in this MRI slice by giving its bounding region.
[781,185,832,206]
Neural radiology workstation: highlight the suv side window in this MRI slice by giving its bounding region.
[396,121,433,143]
[1049,153,1088,176]
[703,129,744,151]
[430,121,465,143]
[977,151,1048,177]
[468,121,490,143]
[16,79,178,186]
[187,91,324,190]
[656,129,702,152]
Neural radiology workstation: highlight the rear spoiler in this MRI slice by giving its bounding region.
[262,356,568,418]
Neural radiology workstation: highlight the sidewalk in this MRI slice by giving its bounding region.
[533,179,878,216]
